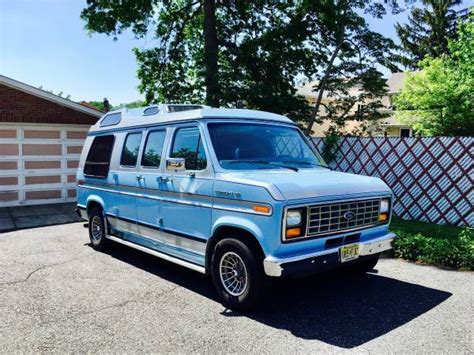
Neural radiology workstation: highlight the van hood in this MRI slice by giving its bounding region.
[217,168,390,201]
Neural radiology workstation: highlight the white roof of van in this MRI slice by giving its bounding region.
[89,104,294,133]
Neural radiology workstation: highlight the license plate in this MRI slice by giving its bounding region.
[340,244,360,262]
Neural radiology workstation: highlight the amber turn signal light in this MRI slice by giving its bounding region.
[253,205,271,214]
[379,212,389,222]
[286,227,302,238]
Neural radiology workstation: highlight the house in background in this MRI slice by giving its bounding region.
[297,72,413,137]
[0,75,102,207]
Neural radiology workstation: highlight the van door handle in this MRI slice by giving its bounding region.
[136,175,144,181]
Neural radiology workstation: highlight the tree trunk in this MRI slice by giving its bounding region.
[305,29,345,135]
[203,0,219,107]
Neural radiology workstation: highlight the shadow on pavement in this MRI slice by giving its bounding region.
[0,202,81,233]
[95,242,452,349]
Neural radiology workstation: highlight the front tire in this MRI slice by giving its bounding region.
[211,238,264,311]
[88,207,109,251]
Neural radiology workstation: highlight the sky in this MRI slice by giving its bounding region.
[1,0,472,105]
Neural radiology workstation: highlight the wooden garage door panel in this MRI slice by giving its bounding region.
[24,161,61,169]
[0,125,89,206]
[25,190,62,200]
[0,191,19,202]
[0,161,17,170]
[0,176,18,185]
[24,130,61,139]
[22,144,62,155]
[0,144,19,155]
[25,175,61,184]
[0,129,17,138]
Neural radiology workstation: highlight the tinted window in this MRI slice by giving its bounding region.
[100,112,121,127]
[207,123,326,170]
[141,130,166,168]
[84,135,115,178]
[120,133,142,167]
[170,127,207,170]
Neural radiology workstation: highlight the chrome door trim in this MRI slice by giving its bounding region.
[106,235,206,274]
[80,182,273,216]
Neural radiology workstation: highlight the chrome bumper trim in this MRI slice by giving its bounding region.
[263,232,396,277]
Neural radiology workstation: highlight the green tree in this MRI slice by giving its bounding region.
[303,0,400,135]
[395,0,463,68]
[82,1,401,127]
[87,100,108,111]
[394,17,474,136]
[82,1,317,122]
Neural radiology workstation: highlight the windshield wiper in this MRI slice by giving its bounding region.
[282,160,331,170]
[223,160,299,172]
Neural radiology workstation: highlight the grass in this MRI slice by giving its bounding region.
[388,216,473,270]
[389,216,464,241]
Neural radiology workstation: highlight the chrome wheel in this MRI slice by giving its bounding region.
[219,251,248,296]
[91,215,102,243]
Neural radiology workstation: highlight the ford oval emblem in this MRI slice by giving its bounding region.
[344,211,355,220]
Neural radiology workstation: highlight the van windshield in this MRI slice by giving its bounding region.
[207,122,328,171]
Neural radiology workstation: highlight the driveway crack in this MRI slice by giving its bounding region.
[0,254,92,287]
[35,285,178,327]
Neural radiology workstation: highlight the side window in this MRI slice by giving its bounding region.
[120,132,142,167]
[84,135,115,178]
[141,130,166,168]
[170,127,207,170]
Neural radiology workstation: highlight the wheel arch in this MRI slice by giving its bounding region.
[205,225,265,275]
[86,195,105,216]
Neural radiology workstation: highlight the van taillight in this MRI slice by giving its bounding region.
[77,179,84,185]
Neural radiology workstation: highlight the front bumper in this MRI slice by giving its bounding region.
[75,206,87,220]
[263,232,396,277]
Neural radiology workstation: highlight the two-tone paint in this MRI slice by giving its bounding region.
[76,106,395,277]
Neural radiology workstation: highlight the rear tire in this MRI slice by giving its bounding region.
[88,207,109,251]
[211,238,265,311]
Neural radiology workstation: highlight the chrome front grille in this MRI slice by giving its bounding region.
[307,199,381,236]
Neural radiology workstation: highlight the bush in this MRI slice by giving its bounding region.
[392,228,473,270]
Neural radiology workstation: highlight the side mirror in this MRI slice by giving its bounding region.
[166,157,185,171]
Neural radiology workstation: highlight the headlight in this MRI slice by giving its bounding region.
[379,198,390,223]
[286,210,302,226]
[380,198,390,213]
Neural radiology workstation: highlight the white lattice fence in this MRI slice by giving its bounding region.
[311,136,473,227]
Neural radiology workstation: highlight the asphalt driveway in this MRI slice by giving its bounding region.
[0,223,472,353]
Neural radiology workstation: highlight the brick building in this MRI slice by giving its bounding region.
[0,75,102,206]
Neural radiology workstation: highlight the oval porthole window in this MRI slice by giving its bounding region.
[100,112,121,127]
[143,106,159,116]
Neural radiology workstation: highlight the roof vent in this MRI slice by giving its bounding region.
[100,112,121,127]
[143,106,159,116]
[166,104,203,113]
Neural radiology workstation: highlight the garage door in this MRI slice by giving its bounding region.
[0,124,89,207]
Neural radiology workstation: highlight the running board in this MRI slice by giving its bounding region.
[106,234,206,274]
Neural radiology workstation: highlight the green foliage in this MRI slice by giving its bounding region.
[394,16,474,136]
[302,0,400,134]
[82,1,316,122]
[390,217,473,270]
[81,1,402,126]
[87,100,108,111]
[395,0,463,68]
[320,132,340,164]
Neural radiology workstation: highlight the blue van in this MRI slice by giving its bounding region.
[76,104,395,310]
